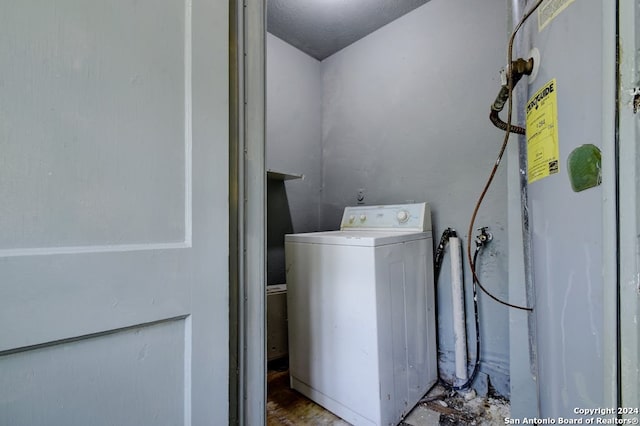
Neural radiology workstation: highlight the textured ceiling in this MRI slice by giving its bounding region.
[267,0,430,61]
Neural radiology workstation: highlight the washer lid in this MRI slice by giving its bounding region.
[285,230,431,247]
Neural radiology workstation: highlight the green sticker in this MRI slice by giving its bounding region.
[567,144,601,192]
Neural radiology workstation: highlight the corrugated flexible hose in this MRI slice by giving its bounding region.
[490,84,526,135]
[490,108,526,135]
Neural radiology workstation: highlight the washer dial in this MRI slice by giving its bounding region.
[396,210,410,223]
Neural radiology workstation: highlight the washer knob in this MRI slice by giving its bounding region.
[397,210,409,223]
[349,215,355,223]
[359,214,367,222]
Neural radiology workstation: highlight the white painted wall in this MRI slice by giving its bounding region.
[267,33,323,234]
[319,0,512,395]
[266,34,323,286]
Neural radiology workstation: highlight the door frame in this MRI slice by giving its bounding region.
[229,0,631,422]
[617,0,640,411]
[230,0,267,425]
[602,0,619,413]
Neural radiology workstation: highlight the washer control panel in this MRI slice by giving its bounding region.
[340,202,431,232]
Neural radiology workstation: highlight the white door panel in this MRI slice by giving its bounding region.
[0,319,188,425]
[0,0,229,424]
[0,0,191,251]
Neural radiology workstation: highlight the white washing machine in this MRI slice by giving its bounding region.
[285,202,437,426]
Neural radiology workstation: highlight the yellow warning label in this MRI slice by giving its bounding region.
[526,79,560,184]
[538,0,576,32]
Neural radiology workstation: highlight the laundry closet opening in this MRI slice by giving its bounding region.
[265,0,518,424]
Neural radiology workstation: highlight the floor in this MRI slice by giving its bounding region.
[266,363,510,426]
[267,368,349,426]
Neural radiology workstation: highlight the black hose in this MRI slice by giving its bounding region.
[434,227,456,282]
[462,247,482,389]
